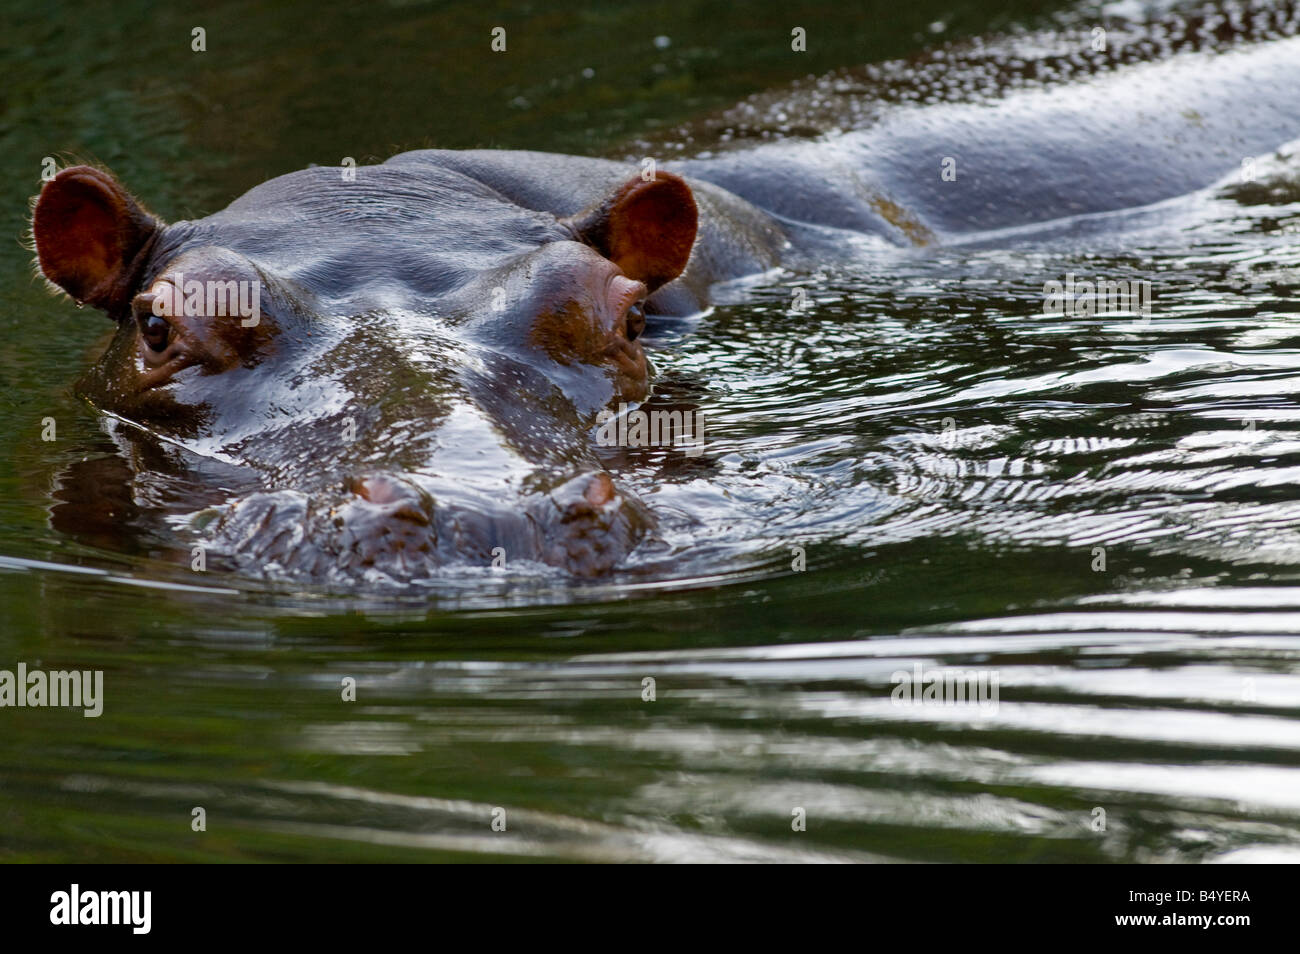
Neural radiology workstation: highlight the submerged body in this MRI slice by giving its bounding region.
[32,5,1300,584]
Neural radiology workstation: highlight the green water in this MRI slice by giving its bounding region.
[4,0,1300,862]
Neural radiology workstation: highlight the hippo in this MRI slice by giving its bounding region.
[30,6,1300,585]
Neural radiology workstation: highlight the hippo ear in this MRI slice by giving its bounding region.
[567,171,697,292]
[33,165,162,317]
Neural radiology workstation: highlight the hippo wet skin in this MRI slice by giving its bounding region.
[34,162,695,582]
[31,8,1300,585]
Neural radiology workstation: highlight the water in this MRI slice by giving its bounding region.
[3,0,1300,862]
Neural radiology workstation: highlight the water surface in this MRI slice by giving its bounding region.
[2,0,1299,862]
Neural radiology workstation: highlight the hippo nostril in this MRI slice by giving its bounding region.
[344,474,434,526]
[625,302,646,342]
[347,474,402,504]
[388,502,431,526]
[584,472,616,506]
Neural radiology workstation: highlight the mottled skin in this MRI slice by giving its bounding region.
[36,162,701,581]
[31,3,1300,584]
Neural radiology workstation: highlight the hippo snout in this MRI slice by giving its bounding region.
[530,472,653,576]
[335,475,437,576]
[201,470,652,584]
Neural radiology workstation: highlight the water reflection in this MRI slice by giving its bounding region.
[5,1,1300,862]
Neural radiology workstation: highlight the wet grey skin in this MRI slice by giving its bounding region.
[31,6,1300,586]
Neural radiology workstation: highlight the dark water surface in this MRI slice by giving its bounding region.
[3,0,1300,862]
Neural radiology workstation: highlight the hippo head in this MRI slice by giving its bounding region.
[32,159,698,583]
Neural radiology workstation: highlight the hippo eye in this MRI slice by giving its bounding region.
[625,302,646,342]
[138,313,171,352]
